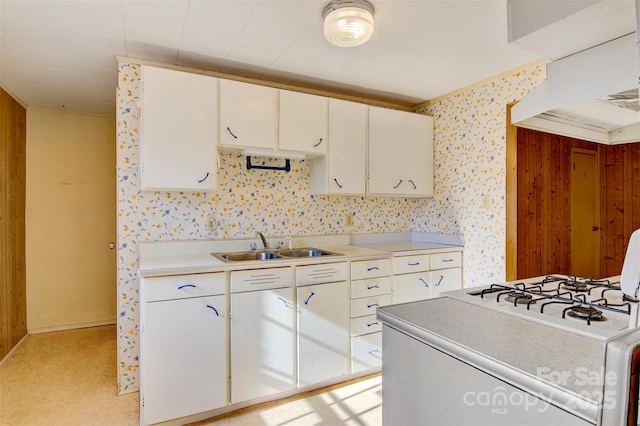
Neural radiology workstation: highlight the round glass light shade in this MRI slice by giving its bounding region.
[323,6,374,47]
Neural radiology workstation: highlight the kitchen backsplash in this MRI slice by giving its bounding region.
[115,60,545,393]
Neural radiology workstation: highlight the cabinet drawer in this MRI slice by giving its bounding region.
[351,294,393,318]
[231,267,291,293]
[430,251,462,270]
[393,254,430,274]
[351,258,391,280]
[296,262,348,286]
[142,273,225,302]
[351,315,382,337]
[351,276,392,298]
[351,332,382,373]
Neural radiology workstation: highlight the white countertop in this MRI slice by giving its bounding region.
[355,241,463,255]
[138,242,464,277]
[138,245,390,277]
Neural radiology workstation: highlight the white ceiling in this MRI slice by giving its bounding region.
[0,0,549,114]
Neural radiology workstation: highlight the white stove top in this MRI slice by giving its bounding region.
[444,275,634,341]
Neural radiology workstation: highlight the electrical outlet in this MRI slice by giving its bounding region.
[345,213,354,227]
[481,195,491,209]
[206,214,217,230]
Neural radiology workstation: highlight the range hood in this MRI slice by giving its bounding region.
[511,33,640,145]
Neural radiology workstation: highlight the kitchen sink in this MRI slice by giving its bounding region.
[211,247,342,262]
[215,251,283,262]
[277,248,337,257]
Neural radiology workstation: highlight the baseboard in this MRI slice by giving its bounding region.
[0,334,28,367]
[27,319,116,334]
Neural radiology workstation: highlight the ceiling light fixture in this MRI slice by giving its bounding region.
[322,0,375,48]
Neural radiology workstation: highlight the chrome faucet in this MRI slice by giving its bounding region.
[257,232,268,249]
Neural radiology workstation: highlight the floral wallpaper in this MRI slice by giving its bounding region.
[116,61,545,393]
[413,64,546,284]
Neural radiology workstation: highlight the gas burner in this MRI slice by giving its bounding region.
[566,306,606,322]
[562,281,589,292]
[504,291,535,305]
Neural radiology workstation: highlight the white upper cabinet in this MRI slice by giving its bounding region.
[368,106,434,197]
[309,99,367,195]
[278,90,328,155]
[219,79,278,150]
[140,65,218,191]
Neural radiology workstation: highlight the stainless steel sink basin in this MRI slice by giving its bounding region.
[211,247,342,262]
[277,248,337,257]
[214,251,282,262]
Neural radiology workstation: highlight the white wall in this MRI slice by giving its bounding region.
[26,108,116,332]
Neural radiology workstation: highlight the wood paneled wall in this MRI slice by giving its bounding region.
[599,143,640,277]
[515,127,640,279]
[1,87,27,361]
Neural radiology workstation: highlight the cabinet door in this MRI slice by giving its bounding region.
[328,99,367,194]
[231,288,295,403]
[140,66,218,191]
[219,79,277,150]
[404,113,434,197]
[310,99,366,195]
[279,90,328,154]
[352,332,382,373]
[430,267,462,298]
[393,272,431,304]
[141,295,226,425]
[297,281,350,386]
[368,106,406,195]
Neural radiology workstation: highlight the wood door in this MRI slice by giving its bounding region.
[571,149,599,278]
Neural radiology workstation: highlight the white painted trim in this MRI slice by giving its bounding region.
[27,319,116,335]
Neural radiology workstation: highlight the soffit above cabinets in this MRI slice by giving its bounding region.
[511,33,640,145]
[507,0,637,60]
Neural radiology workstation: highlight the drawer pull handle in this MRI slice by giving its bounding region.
[313,137,323,147]
[367,321,379,327]
[277,296,289,307]
[226,127,238,139]
[304,292,315,305]
[197,172,210,183]
[368,349,381,355]
[408,262,420,266]
[393,180,403,189]
[367,303,379,308]
[408,179,417,190]
[419,278,429,288]
[367,285,380,290]
[367,266,379,271]
[333,178,343,188]
[206,305,219,316]
[442,259,454,262]
[435,275,444,287]
[177,284,196,290]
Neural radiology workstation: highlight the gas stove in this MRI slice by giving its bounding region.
[446,274,633,341]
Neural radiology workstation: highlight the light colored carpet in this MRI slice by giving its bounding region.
[0,325,381,426]
[0,325,138,426]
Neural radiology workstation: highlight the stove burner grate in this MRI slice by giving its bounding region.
[503,291,536,305]
[564,305,606,324]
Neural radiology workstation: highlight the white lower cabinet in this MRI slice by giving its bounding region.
[140,273,227,425]
[352,332,383,373]
[230,285,295,403]
[297,280,350,387]
[393,250,463,303]
[350,258,391,373]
